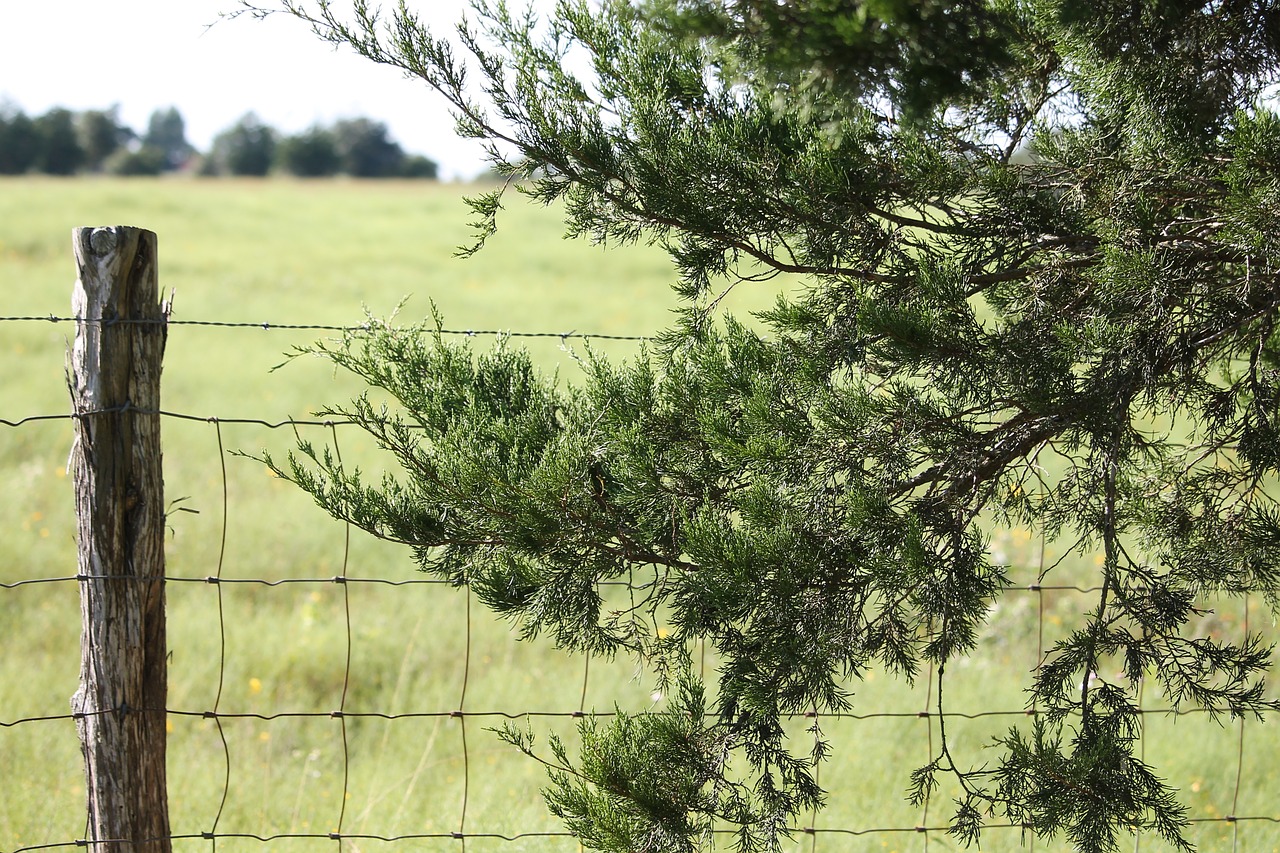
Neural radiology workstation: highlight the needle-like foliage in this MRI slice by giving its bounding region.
[243,1,1280,850]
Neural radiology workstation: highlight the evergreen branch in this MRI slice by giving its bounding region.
[239,2,1280,850]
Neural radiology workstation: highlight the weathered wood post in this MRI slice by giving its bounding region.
[68,226,172,853]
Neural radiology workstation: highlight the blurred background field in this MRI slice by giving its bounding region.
[0,177,1276,853]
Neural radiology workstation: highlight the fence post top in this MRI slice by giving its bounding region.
[73,223,155,241]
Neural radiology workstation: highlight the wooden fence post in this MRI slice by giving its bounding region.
[68,226,172,853]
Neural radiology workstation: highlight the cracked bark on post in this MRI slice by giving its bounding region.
[68,226,172,853]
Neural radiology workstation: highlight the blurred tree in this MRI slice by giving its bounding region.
[249,1,1280,851]
[33,107,84,175]
[277,125,341,176]
[206,113,276,176]
[76,106,134,172]
[398,153,439,179]
[332,117,405,177]
[105,145,167,176]
[0,104,39,174]
[143,106,195,170]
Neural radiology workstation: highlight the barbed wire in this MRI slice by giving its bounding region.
[0,314,650,341]
[0,409,357,429]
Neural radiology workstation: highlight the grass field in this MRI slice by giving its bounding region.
[0,177,1277,853]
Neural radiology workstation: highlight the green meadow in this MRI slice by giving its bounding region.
[0,177,1276,853]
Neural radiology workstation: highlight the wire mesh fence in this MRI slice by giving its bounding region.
[2,312,1278,853]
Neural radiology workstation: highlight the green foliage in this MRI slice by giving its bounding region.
[103,146,168,177]
[205,112,277,176]
[399,153,439,179]
[644,0,1023,122]
[76,107,134,172]
[244,1,1280,851]
[0,105,40,174]
[31,107,84,175]
[143,106,196,170]
[0,101,437,178]
[274,119,440,178]
[330,117,407,177]
[277,125,342,176]
[496,667,753,853]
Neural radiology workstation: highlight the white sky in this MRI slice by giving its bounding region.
[0,1,549,179]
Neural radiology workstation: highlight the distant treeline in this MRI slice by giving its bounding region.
[0,104,438,179]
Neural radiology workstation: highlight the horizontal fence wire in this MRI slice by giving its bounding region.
[0,314,650,341]
[0,702,1255,730]
[2,314,1278,853]
[0,410,360,429]
[8,821,1280,852]
[0,572,1110,594]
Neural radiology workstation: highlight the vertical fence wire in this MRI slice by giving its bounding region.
[1230,593,1251,853]
[806,708,820,853]
[1029,522,1047,853]
[920,663,934,851]
[330,423,354,850]
[208,419,233,851]
[1133,672,1146,853]
[458,587,474,853]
